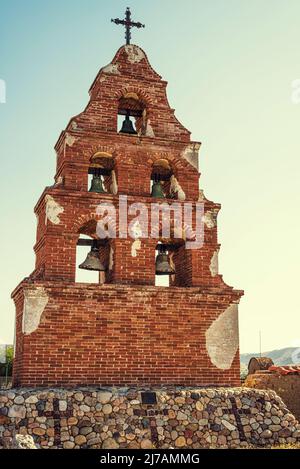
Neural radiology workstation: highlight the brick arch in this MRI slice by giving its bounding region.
[72,211,118,240]
[82,144,117,160]
[114,87,154,107]
[148,152,198,179]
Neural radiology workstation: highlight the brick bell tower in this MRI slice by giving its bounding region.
[12,9,243,388]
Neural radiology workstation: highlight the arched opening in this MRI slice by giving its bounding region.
[88,152,117,195]
[118,93,146,135]
[75,220,111,284]
[76,235,101,284]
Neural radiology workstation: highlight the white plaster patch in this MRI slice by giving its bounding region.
[71,121,78,130]
[198,189,205,201]
[181,143,200,170]
[65,134,77,147]
[124,45,145,64]
[205,303,239,370]
[22,287,49,335]
[54,176,64,187]
[209,250,219,277]
[170,175,186,201]
[45,195,64,225]
[131,239,142,258]
[130,220,143,239]
[101,63,120,75]
[169,252,176,282]
[145,121,155,137]
[109,246,114,271]
[202,209,219,229]
[110,170,118,195]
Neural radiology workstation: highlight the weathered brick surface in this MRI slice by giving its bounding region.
[12,282,241,388]
[11,44,243,388]
[245,373,300,422]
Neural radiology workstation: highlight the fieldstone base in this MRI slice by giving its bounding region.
[0,387,299,449]
[245,372,300,422]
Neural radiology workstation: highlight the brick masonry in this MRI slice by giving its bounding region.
[11,44,243,388]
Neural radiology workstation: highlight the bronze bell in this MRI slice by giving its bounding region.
[79,240,106,271]
[151,177,165,198]
[89,170,105,193]
[155,245,175,276]
[120,111,137,135]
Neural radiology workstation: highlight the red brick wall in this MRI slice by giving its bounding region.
[13,282,241,388]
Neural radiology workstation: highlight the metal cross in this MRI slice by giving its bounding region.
[111,7,145,45]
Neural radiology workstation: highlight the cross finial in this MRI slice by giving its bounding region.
[111,7,145,45]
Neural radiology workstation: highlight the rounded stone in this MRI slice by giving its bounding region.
[102,438,119,449]
[271,416,281,425]
[269,425,281,432]
[79,405,90,413]
[59,400,67,412]
[278,428,291,438]
[75,435,87,446]
[14,396,25,405]
[141,439,153,449]
[80,426,93,436]
[175,397,185,405]
[261,430,272,439]
[103,404,113,415]
[87,437,101,447]
[68,417,78,426]
[97,392,112,404]
[8,405,26,419]
[25,396,38,404]
[217,435,227,446]
[32,427,46,436]
[196,401,204,411]
[74,392,84,402]
[175,436,186,448]
[177,411,188,420]
[63,441,75,449]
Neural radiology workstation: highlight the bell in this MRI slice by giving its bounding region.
[151,180,165,198]
[79,240,106,271]
[89,173,105,193]
[120,112,137,135]
[155,246,175,276]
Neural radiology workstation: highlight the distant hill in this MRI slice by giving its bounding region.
[240,347,299,367]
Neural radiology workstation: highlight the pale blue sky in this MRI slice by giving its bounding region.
[0,0,300,354]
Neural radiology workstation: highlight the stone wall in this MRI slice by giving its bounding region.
[245,372,300,422]
[1,387,299,449]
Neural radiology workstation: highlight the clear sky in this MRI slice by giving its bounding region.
[0,0,300,354]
